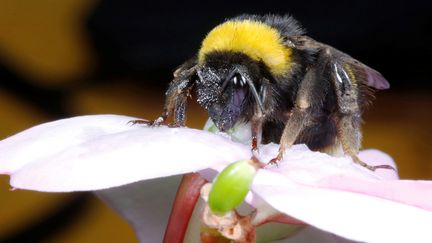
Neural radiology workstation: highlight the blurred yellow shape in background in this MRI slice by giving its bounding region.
[67,82,209,129]
[0,0,97,85]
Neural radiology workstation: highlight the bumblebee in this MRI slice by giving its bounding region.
[141,14,391,170]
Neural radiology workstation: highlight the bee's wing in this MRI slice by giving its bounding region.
[288,36,390,90]
[338,55,390,90]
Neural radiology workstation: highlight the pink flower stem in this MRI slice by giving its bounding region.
[163,172,207,243]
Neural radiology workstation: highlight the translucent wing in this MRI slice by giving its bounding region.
[339,56,390,90]
[286,35,390,90]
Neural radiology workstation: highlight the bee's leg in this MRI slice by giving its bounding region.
[331,62,395,171]
[269,106,310,164]
[171,87,191,127]
[129,79,193,127]
[269,68,321,164]
[336,114,395,171]
[251,79,271,152]
[336,114,362,164]
[251,113,263,152]
[162,78,194,127]
[130,58,197,127]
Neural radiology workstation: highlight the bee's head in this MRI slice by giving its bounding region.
[193,18,295,131]
[196,52,264,132]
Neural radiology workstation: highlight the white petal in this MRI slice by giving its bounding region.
[95,175,182,243]
[245,145,432,242]
[252,170,432,243]
[0,115,138,174]
[256,144,386,183]
[7,120,249,192]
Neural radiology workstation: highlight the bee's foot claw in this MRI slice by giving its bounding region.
[368,164,397,172]
[128,117,166,127]
[267,157,280,167]
[354,156,397,172]
[128,119,151,126]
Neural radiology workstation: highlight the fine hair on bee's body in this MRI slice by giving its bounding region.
[141,14,391,170]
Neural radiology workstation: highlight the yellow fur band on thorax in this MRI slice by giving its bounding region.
[198,20,292,76]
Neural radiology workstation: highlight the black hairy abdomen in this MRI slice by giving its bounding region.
[262,113,337,151]
[262,85,338,152]
[295,115,337,151]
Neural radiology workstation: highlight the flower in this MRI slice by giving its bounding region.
[1,114,432,242]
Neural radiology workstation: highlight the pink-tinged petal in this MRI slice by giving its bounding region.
[247,145,432,242]
[95,175,182,243]
[252,170,432,243]
[316,177,432,211]
[0,115,139,174]
[7,123,249,192]
[256,144,383,183]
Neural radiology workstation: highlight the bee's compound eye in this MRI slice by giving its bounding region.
[231,73,246,87]
[232,75,238,85]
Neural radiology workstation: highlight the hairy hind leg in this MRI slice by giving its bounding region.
[336,114,395,171]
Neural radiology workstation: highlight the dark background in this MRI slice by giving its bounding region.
[1,0,431,119]
[86,0,431,88]
[0,0,431,242]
